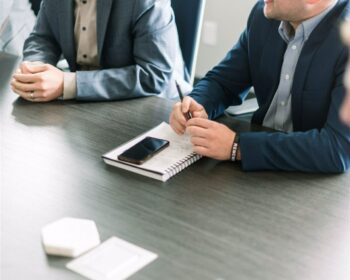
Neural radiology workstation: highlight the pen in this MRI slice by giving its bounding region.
[175,81,192,119]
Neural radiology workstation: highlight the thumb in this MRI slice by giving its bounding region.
[181,96,193,114]
[185,97,203,113]
[25,64,48,74]
[20,62,31,74]
[14,67,22,74]
[21,61,47,74]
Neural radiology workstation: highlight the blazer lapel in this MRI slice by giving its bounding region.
[291,0,347,130]
[96,0,113,63]
[58,0,76,71]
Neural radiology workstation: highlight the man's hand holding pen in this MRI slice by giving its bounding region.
[169,96,239,161]
[170,96,208,135]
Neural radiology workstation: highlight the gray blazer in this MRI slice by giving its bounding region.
[23,0,188,100]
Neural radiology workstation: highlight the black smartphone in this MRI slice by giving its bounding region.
[118,136,170,165]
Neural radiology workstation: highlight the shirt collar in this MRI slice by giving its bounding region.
[278,0,338,43]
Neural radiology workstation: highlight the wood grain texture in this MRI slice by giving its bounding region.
[1,82,350,280]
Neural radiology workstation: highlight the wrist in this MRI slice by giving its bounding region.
[63,72,77,100]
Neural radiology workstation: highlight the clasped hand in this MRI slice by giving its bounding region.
[11,62,64,102]
[170,96,236,161]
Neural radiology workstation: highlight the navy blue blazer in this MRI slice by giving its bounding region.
[190,0,350,172]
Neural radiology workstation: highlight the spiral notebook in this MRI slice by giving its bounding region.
[102,122,202,182]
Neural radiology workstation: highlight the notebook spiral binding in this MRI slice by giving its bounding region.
[164,152,202,178]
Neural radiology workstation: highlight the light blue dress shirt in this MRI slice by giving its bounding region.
[263,1,338,132]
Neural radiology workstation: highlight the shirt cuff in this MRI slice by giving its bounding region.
[63,72,77,100]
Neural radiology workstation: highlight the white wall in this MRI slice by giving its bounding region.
[195,0,257,78]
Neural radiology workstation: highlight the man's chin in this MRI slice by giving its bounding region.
[263,8,282,21]
[263,5,274,17]
[263,9,273,19]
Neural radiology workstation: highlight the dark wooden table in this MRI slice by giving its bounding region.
[1,80,350,280]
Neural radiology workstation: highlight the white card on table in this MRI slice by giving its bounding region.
[66,237,158,280]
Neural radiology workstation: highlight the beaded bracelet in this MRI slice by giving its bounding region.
[230,133,240,162]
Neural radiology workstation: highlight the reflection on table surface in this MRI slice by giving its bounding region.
[1,84,350,280]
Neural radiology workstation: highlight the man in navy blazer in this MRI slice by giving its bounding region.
[10,0,188,102]
[170,0,350,173]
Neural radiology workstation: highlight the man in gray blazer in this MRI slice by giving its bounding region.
[10,0,188,102]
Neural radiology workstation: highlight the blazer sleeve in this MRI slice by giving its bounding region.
[22,1,61,65]
[75,0,178,101]
[189,4,259,119]
[240,50,350,173]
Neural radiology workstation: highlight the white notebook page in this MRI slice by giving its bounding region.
[104,122,198,174]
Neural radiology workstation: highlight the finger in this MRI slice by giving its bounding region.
[12,87,32,101]
[181,96,193,113]
[187,118,213,129]
[170,112,186,135]
[30,97,47,103]
[12,87,46,102]
[173,125,185,135]
[173,102,188,126]
[191,136,209,148]
[186,97,205,113]
[182,96,203,115]
[28,90,45,99]
[11,85,21,96]
[20,62,36,74]
[11,79,40,92]
[186,125,208,138]
[192,111,207,119]
[193,145,210,157]
[24,63,48,74]
[172,120,186,135]
[13,73,41,83]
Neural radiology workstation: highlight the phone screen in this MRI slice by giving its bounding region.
[118,137,170,165]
